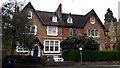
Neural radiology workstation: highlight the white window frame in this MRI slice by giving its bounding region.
[47,26,58,36]
[69,28,77,35]
[44,40,60,53]
[87,29,100,38]
[30,25,37,35]
[52,15,57,22]
[16,42,29,53]
[90,17,95,24]
[27,11,32,19]
[67,16,73,23]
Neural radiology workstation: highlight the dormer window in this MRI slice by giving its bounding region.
[52,15,57,22]
[67,16,73,23]
[27,11,32,19]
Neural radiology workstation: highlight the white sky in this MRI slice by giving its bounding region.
[0,0,120,23]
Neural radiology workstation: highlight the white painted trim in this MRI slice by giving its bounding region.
[47,26,58,36]
[52,16,57,22]
[90,17,95,24]
[31,44,41,57]
[43,40,60,53]
[87,29,100,38]
[27,11,32,19]
[67,16,73,23]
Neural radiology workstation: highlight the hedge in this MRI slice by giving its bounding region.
[62,49,120,61]
[62,49,79,61]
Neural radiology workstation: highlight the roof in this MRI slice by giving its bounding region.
[32,37,44,49]
[25,2,105,29]
[36,11,84,28]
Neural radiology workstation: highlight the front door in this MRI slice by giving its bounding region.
[33,46,38,57]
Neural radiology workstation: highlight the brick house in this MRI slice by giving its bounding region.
[15,2,110,57]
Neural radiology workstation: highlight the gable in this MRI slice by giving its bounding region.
[83,9,105,30]
[84,15,104,30]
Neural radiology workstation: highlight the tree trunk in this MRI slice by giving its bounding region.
[9,39,14,55]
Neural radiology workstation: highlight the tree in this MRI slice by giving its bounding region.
[104,8,117,22]
[60,35,99,51]
[2,1,35,55]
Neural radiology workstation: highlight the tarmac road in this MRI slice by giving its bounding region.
[41,65,120,68]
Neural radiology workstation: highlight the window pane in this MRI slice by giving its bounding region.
[50,46,54,51]
[27,11,32,19]
[95,30,98,36]
[55,41,59,51]
[48,26,57,35]
[45,46,49,51]
[55,47,58,51]
[50,41,54,51]
[91,30,94,36]
[88,29,91,36]
[52,16,57,22]
[30,26,35,33]
[67,17,73,23]
[73,28,76,35]
[18,49,22,51]
[55,41,58,46]
[24,48,28,51]
[50,41,54,46]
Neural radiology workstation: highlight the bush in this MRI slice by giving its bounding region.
[114,40,120,51]
[62,49,80,61]
[62,49,120,61]
[83,50,120,61]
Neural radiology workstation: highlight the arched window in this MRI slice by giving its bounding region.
[52,15,57,22]
[67,16,73,23]
[27,11,32,19]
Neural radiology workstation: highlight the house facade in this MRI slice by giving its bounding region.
[15,2,110,57]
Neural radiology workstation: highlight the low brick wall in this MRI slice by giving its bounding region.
[43,61,120,66]
[14,64,43,68]
[43,61,75,66]
[83,61,120,65]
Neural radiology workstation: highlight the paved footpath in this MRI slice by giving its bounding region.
[41,65,120,68]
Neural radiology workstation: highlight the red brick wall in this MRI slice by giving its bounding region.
[28,8,110,51]
[83,15,108,50]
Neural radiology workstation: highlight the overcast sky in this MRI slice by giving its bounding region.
[1,0,120,23]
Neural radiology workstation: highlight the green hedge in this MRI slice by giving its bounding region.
[62,49,120,61]
[62,49,80,61]
[83,50,120,61]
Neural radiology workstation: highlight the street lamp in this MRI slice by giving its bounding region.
[79,47,82,65]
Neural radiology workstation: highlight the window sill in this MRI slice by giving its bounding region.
[44,51,60,53]
[47,34,58,36]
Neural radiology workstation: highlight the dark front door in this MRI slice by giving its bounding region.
[33,46,38,57]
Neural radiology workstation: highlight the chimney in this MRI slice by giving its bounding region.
[56,3,62,19]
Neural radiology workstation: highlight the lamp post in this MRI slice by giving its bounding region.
[79,47,82,65]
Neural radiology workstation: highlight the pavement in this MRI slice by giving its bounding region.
[41,65,120,68]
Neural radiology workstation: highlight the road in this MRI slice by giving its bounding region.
[41,65,120,68]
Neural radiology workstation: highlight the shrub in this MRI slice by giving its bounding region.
[114,40,120,51]
[62,49,80,61]
[83,50,120,61]
[62,50,120,61]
